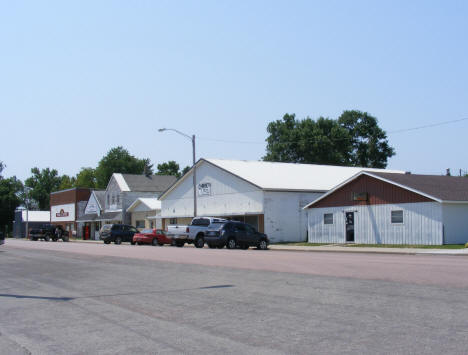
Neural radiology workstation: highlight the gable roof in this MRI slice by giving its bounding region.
[93,190,106,210]
[304,171,468,208]
[159,158,404,199]
[112,173,177,193]
[126,198,161,212]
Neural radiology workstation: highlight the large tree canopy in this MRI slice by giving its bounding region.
[75,167,97,188]
[264,110,395,168]
[156,161,190,178]
[24,167,62,210]
[95,147,153,188]
[0,175,23,233]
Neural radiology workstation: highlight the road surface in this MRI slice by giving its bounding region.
[1,239,468,354]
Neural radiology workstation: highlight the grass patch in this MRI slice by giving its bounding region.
[345,244,466,249]
[273,242,331,247]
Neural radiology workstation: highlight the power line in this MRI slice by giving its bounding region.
[197,117,468,145]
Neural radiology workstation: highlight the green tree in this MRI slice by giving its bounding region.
[0,175,23,233]
[264,111,395,168]
[157,161,181,177]
[337,110,395,168]
[25,167,62,210]
[95,147,153,188]
[58,175,76,190]
[181,166,191,176]
[75,167,97,188]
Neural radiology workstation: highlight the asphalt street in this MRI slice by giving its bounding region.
[1,240,468,354]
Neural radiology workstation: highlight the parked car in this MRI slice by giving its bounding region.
[0,231,4,246]
[167,217,228,248]
[29,224,69,242]
[100,224,138,244]
[205,221,269,250]
[133,229,172,246]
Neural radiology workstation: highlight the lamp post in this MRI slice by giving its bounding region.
[158,128,197,217]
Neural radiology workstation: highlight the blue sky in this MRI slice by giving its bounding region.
[1,0,467,181]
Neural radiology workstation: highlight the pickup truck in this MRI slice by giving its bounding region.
[30,224,69,242]
[167,217,228,248]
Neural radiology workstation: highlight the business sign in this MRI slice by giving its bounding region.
[51,203,75,222]
[198,182,211,196]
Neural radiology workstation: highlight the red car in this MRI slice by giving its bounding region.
[133,229,172,246]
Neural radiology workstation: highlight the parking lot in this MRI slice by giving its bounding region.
[1,239,468,354]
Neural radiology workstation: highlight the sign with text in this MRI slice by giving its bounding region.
[198,182,211,196]
[51,203,75,222]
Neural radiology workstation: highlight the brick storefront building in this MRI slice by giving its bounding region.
[50,188,91,238]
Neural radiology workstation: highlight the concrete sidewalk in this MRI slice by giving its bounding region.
[66,238,468,256]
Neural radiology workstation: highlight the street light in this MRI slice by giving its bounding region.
[158,128,197,217]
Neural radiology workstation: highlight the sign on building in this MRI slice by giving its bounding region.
[198,182,211,196]
[51,203,75,222]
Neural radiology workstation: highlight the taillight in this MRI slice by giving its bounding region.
[186,227,189,233]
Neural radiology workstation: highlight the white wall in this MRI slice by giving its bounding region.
[442,203,468,244]
[308,202,443,245]
[161,162,264,218]
[264,191,323,243]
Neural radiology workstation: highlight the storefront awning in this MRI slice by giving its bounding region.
[76,213,99,222]
[94,211,122,222]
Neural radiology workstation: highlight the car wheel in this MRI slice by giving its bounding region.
[195,237,204,248]
[104,241,110,244]
[115,237,122,245]
[44,235,50,242]
[176,241,185,247]
[257,239,268,250]
[131,241,136,245]
[227,238,237,249]
[158,242,164,246]
[208,244,216,249]
[152,238,158,246]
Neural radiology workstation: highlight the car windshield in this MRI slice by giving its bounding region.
[140,229,153,234]
[207,222,226,231]
[101,224,112,231]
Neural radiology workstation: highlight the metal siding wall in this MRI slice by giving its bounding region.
[442,204,468,244]
[264,191,323,243]
[161,162,264,218]
[123,192,158,225]
[308,202,443,244]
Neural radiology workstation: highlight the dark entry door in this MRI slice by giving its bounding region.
[345,212,355,242]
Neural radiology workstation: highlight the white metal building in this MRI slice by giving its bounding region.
[126,198,162,230]
[305,171,468,245]
[159,159,402,242]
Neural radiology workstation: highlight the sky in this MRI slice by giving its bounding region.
[1,0,467,181]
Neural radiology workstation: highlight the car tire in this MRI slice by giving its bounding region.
[131,241,136,245]
[257,239,268,250]
[62,236,69,242]
[152,238,158,246]
[104,241,110,244]
[115,237,122,245]
[158,242,164,246]
[194,237,204,248]
[44,235,50,242]
[176,241,185,247]
[52,237,58,242]
[227,238,237,249]
[208,244,216,249]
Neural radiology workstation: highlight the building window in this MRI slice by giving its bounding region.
[116,194,120,205]
[136,220,145,229]
[391,210,403,224]
[112,195,115,205]
[324,213,333,225]
[107,195,110,206]
[170,218,177,224]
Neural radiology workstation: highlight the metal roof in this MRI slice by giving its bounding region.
[205,159,404,191]
[126,198,161,212]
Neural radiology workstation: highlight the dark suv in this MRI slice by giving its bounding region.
[205,221,269,250]
[100,224,138,245]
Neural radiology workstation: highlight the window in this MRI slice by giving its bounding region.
[112,195,115,204]
[170,218,177,224]
[136,220,145,229]
[107,195,110,205]
[324,213,333,225]
[116,194,120,205]
[391,210,403,224]
[192,218,210,226]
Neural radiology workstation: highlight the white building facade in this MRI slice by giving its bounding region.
[160,159,402,242]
